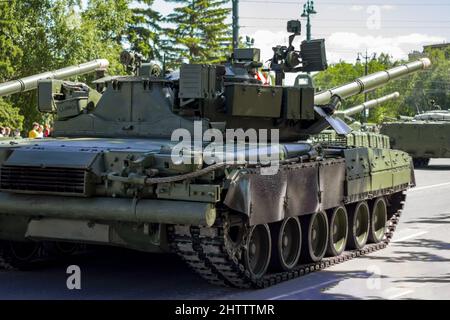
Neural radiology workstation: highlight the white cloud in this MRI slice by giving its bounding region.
[326,32,446,62]
[248,30,446,85]
[381,5,396,11]
[250,30,291,64]
[251,30,446,64]
[349,4,395,12]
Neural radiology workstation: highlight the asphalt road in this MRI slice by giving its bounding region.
[0,159,449,300]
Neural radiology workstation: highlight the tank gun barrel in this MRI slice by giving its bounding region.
[338,92,400,117]
[0,59,109,97]
[314,58,431,105]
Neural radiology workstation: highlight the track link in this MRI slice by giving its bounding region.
[169,192,406,289]
[0,241,87,271]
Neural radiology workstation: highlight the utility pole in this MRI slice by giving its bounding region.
[357,49,376,122]
[301,0,317,42]
[232,0,239,50]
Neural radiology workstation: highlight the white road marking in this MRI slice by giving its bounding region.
[409,182,450,192]
[388,290,414,299]
[392,231,429,243]
[268,278,343,300]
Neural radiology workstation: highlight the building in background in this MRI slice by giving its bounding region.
[409,42,450,60]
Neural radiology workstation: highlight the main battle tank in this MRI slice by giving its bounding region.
[380,102,450,168]
[0,20,431,288]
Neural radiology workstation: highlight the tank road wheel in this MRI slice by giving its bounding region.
[347,202,370,250]
[326,207,348,257]
[243,224,272,279]
[0,240,40,270]
[270,217,302,271]
[301,211,329,263]
[369,198,388,244]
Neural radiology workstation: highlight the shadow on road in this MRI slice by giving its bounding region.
[0,247,238,300]
[393,274,450,284]
[362,251,450,263]
[360,237,450,264]
[396,238,450,251]
[405,213,450,225]
[416,165,450,171]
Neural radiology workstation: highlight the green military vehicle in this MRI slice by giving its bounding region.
[0,20,431,288]
[381,103,450,168]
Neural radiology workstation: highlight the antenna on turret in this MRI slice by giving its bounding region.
[415,103,421,114]
[232,0,239,50]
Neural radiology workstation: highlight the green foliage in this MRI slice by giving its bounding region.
[164,0,231,68]
[0,99,24,130]
[0,0,22,79]
[314,49,450,124]
[83,0,132,43]
[127,0,162,61]
[0,0,131,130]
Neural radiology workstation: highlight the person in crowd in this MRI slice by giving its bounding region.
[0,127,4,137]
[37,124,44,138]
[44,124,51,137]
[4,127,11,137]
[13,129,21,138]
[28,122,40,139]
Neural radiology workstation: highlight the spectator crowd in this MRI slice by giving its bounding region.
[27,123,52,139]
[0,126,22,138]
[0,123,53,139]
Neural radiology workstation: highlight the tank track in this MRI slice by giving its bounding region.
[169,192,406,289]
[0,241,87,271]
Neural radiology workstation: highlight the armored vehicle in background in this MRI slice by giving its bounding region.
[381,104,450,168]
[0,20,431,288]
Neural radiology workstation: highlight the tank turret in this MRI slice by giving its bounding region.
[36,46,429,141]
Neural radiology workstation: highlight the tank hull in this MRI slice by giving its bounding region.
[0,136,413,287]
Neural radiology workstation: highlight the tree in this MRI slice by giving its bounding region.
[0,0,22,79]
[127,0,162,61]
[0,0,133,130]
[164,0,231,68]
[0,99,24,130]
[0,0,26,129]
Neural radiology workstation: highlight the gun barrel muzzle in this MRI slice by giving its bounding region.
[0,59,109,97]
